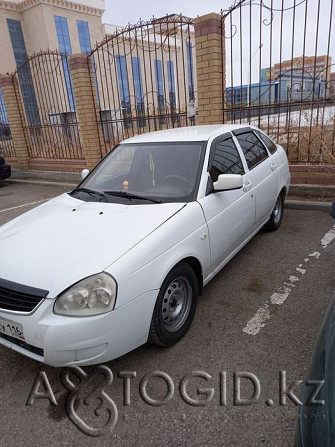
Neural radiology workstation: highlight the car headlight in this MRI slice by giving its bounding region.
[54,273,117,317]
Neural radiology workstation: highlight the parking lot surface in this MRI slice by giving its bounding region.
[0,180,334,446]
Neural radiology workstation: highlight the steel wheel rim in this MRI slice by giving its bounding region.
[161,276,192,332]
[272,196,282,224]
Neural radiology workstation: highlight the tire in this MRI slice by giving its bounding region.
[148,262,198,346]
[264,192,284,232]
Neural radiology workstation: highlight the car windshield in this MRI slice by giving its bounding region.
[75,142,205,204]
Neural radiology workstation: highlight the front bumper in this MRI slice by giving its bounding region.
[0,289,158,366]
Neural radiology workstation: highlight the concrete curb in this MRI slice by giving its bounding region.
[289,184,335,197]
[11,169,81,184]
[285,200,333,212]
[6,178,76,189]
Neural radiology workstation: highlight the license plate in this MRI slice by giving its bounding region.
[0,317,25,341]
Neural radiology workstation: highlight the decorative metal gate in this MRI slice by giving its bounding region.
[89,14,196,154]
[12,50,83,160]
[221,0,335,164]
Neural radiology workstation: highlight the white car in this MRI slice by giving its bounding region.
[0,125,290,366]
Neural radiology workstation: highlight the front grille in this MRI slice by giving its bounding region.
[0,332,44,357]
[0,288,42,312]
[0,278,49,313]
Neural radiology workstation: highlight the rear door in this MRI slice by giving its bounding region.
[232,128,279,228]
[198,133,255,272]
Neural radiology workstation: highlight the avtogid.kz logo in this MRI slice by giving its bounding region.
[26,367,325,437]
[26,365,118,437]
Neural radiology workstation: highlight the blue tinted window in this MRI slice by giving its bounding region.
[77,20,91,54]
[0,87,11,140]
[186,40,195,100]
[6,19,40,126]
[115,55,131,113]
[167,61,176,110]
[154,59,164,111]
[54,16,75,111]
[6,19,27,66]
[0,89,9,125]
[132,57,144,102]
[55,16,72,54]
[132,57,145,127]
[76,21,98,106]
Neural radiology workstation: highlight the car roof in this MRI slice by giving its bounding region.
[121,124,256,144]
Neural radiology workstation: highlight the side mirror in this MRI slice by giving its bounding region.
[213,174,243,192]
[81,169,90,180]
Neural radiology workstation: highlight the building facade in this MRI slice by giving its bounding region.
[330,72,335,96]
[0,6,196,161]
[0,0,105,74]
[93,15,196,149]
[227,55,333,113]
[0,0,105,136]
[271,55,332,83]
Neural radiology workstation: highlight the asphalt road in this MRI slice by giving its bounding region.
[0,180,334,447]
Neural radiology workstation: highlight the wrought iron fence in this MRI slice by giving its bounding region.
[12,50,83,160]
[0,87,16,159]
[89,14,196,154]
[221,0,335,164]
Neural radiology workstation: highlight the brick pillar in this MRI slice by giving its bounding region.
[0,75,29,170]
[69,54,103,170]
[194,13,225,124]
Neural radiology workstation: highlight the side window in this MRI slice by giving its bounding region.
[235,131,268,170]
[209,136,244,182]
[257,131,277,154]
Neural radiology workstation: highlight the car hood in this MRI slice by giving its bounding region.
[0,193,186,297]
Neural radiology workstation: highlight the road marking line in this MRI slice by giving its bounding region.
[296,266,306,275]
[321,227,335,248]
[0,199,47,214]
[243,305,270,335]
[243,224,335,336]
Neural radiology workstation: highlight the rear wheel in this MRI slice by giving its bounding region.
[149,263,198,346]
[264,192,284,231]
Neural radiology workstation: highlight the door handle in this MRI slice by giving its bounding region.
[271,161,278,171]
[243,180,252,192]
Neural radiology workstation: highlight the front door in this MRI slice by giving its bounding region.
[198,134,256,273]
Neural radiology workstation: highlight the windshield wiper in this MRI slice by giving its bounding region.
[104,190,161,204]
[70,187,108,202]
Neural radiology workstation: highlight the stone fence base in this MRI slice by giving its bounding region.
[290,165,335,185]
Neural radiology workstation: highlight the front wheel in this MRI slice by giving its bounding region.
[264,193,284,231]
[148,263,198,346]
